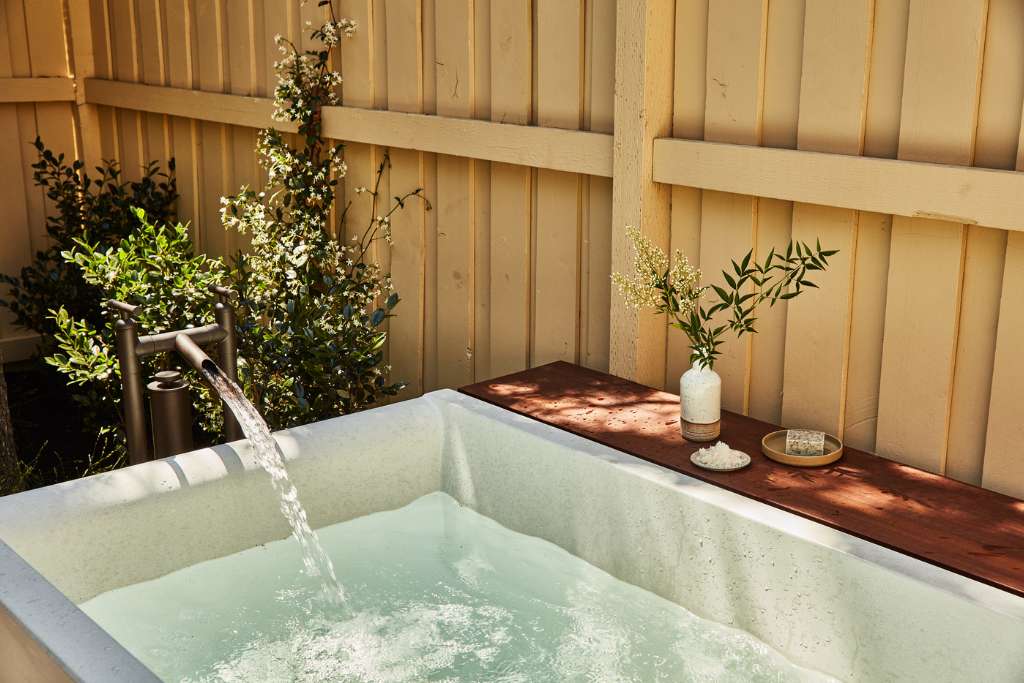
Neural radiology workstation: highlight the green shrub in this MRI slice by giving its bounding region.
[221,15,427,429]
[48,209,229,445]
[0,139,177,351]
[6,11,427,482]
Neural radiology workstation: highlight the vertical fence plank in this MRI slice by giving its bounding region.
[945,0,1022,485]
[875,0,987,473]
[434,0,475,387]
[6,0,42,259]
[487,0,532,377]
[697,0,767,413]
[67,0,105,170]
[23,0,77,170]
[342,0,393,368]
[87,0,120,164]
[23,2,76,141]
[472,0,491,380]
[984,236,1024,498]
[339,0,378,248]
[386,0,426,397]
[14,1,69,254]
[339,0,387,362]
[194,0,230,255]
[369,0,386,108]
[973,0,1024,170]
[981,9,1024,497]
[259,0,286,95]
[843,0,908,452]
[136,0,169,166]
[780,0,872,436]
[534,0,582,367]
[580,0,613,373]
[108,0,145,181]
[298,0,322,52]
[225,0,260,255]
[0,3,32,343]
[664,0,707,391]
[984,233,1024,496]
[4,0,41,264]
[746,0,803,423]
[165,0,200,235]
[420,0,439,391]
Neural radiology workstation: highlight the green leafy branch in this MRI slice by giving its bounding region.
[614,227,836,371]
[674,240,836,368]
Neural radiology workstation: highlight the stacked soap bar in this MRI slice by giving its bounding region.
[785,429,826,456]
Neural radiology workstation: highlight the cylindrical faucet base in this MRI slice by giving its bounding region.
[148,370,194,458]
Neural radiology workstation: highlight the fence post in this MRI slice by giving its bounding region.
[609,0,675,386]
[66,0,104,170]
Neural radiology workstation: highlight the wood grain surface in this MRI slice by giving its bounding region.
[461,361,1024,599]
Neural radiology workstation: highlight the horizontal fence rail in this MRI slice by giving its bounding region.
[0,77,76,103]
[6,75,1016,231]
[12,75,1008,233]
[654,139,1024,233]
[82,79,614,177]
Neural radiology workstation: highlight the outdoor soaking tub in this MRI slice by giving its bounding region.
[2,386,1024,681]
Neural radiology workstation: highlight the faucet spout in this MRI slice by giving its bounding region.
[174,333,245,445]
[174,333,217,376]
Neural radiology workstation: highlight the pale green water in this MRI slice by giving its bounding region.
[81,492,835,683]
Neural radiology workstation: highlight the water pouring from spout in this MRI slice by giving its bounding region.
[174,334,346,605]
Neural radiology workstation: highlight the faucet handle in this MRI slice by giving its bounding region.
[107,299,142,320]
[207,284,237,303]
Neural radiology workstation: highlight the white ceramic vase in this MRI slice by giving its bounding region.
[679,362,721,442]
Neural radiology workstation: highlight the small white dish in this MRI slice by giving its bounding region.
[690,448,751,472]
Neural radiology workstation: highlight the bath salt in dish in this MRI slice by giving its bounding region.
[690,441,751,472]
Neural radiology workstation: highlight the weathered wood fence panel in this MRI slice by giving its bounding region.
[0,0,80,361]
[4,0,1024,498]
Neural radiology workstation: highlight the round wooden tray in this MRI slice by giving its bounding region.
[761,430,843,467]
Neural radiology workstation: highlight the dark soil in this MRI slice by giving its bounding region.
[2,358,113,490]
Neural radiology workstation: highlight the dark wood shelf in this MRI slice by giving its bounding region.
[460,361,1024,598]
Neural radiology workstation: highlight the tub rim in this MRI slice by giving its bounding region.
[0,540,158,682]
[1,387,1023,683]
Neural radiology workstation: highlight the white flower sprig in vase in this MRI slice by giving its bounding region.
[612,226,837,442]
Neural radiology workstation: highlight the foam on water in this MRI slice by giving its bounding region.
[81,492,838,682]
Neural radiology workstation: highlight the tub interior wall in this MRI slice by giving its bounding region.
[436,394,1024,683]
[0,397,444,603]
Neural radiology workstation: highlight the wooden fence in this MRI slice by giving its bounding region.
[3,0,1024,498]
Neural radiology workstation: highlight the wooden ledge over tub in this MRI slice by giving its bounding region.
[459,361,1024,599]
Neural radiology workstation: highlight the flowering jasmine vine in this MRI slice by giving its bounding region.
[221,4,429,427]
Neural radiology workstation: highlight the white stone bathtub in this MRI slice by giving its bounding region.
[1,389,1023,681]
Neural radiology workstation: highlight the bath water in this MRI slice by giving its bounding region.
[82,493,836,682]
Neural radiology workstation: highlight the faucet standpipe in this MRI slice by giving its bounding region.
[109,287,242,464]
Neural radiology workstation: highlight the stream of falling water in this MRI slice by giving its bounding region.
[200,361,346,604]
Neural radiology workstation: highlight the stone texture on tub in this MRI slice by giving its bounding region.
[438,392,1024,683]
[0,397,443,604]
